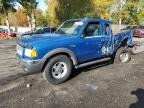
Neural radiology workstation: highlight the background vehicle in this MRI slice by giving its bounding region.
[21,27,57,36]
[0,28,17,39]
[133,26,144,38]
[16,18,133,85]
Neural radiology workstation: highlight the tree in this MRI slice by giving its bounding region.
[45,0,58,26]
[0,0,16,34]
[8,12,17,26]
[16,8,28,26]
[0,13,4,25]
[46,0,114,26]
[92,0,114,19]
[46,0,95,26]
[112,0,144,25]
[35,9,48,27]
[137,0,144,24]
[18,0,39,31]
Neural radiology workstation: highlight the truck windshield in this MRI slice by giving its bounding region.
[55,20,83,35]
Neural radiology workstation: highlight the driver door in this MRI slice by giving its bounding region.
[79,22,106,62]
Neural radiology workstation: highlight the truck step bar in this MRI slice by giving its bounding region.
[75,57,111,69]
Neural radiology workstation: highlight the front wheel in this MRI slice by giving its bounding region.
[114,47,131,63]
[43,55,72,85]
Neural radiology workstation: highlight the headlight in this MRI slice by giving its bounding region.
[25,48,38,58]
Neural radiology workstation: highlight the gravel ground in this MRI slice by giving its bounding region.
[0,38,144,108]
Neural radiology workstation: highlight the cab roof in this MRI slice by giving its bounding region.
[67,18,112,24]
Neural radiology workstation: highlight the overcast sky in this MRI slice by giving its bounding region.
[16,0,47,12]
[38,0,47,12]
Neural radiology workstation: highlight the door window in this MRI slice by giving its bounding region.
[104,24,111,35]
[84,22,101,37]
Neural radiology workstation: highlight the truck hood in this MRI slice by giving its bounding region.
[17,33,75,48]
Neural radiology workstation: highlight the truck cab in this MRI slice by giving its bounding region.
[75,19,113,62]
[16,18,133,84]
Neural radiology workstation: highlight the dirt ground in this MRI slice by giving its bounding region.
[0,38,144,108]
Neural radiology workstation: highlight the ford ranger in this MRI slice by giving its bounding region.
[16,18,133,84]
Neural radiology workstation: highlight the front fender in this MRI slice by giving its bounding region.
[41,48,78,65]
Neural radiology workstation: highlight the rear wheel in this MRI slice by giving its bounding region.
[43,55,72,85]
[114,47,131,63]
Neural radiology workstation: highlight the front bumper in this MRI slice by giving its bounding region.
[16,54,43,73]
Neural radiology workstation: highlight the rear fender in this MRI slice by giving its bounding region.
[114,31,133,54]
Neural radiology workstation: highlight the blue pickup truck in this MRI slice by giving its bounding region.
[16,18,133,84]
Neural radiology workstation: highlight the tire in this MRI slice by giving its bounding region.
[43,55,72,85]
[114,47,131,63]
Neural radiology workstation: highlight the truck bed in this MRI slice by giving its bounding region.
[114,30,133,50]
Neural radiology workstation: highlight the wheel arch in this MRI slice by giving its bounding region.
[120,38,129,47]
[41,48,78,72]
[113,38,129,58]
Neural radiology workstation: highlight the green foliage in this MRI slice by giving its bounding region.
[0,0,16,13]
[0,0,17,34]
[112,0,144,25]
[35,9,48,27]
[137,8,144,25]
[137,0,144,24]
[18,0,39,30]
[36,16,47,27]
[92,0,114,20]
[18,0,38,17]
[46,0,114,26]
[54,0,94,22]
